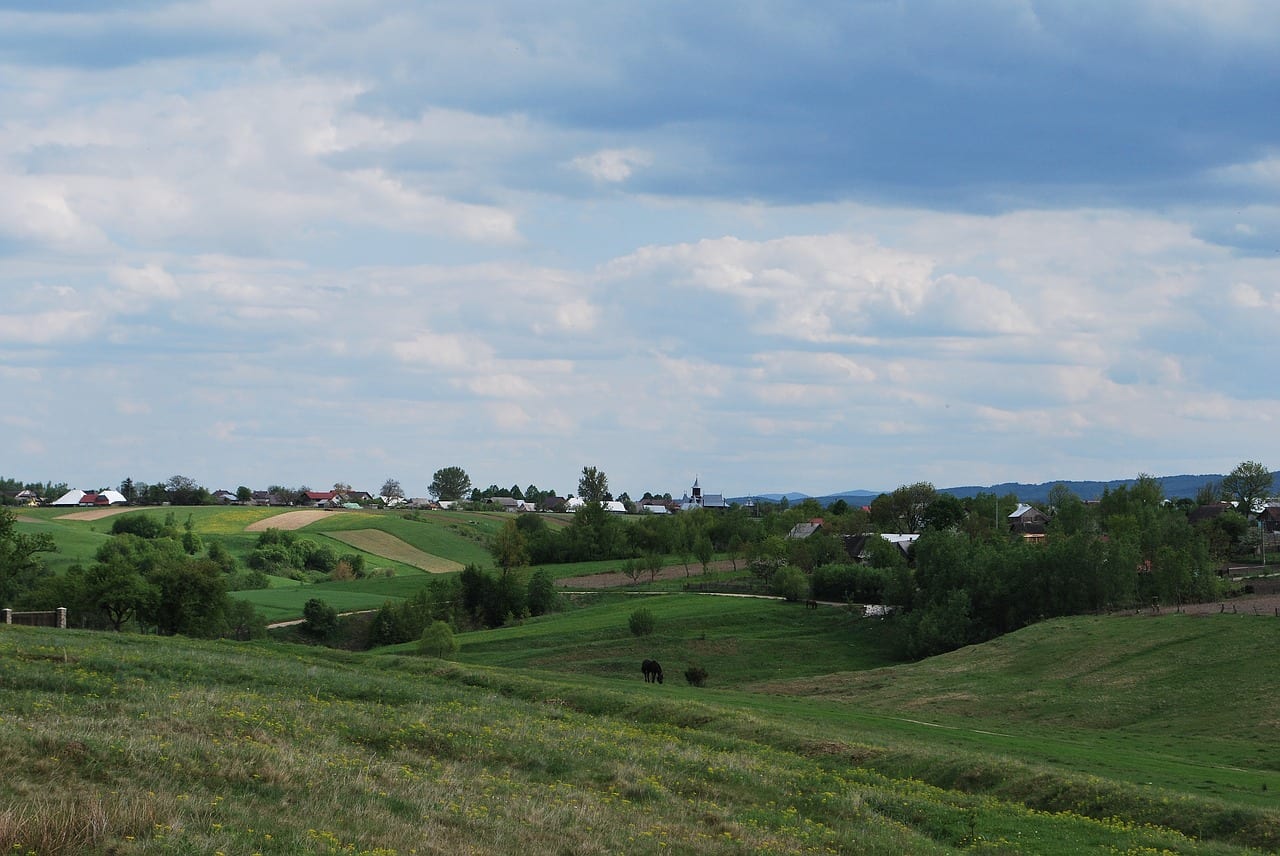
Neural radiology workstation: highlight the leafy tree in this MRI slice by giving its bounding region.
[165,475,209,506]
[380,478,404,501]
[694,535,714,575]
[301,598,339,638]
[490,519,529,576]
[526,569,559,616]
[1195,480,1222,506]
[0,508,56,606]
[418,620,459,657]
[429,466,472,501]
[1221,461,1274,515]
[747,535,788,586]
[145,559,230,637]
[578,466,610,504]
[628,606,656,636]
[236,485,253,503]
[118,477,137,504]
[922,494,965,531]
[70,559,155,631]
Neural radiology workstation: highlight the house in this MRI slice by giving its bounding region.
[251,490,289,506]
[602,500,627,514]
[486,496,521,512]
[302,491,338,507]
[336,490,374,504]
[211,490,239,504]
[842,533,919,563]
[540,495,567,512]
[1261,505,1280,534]
[639,499,671,514]
[50,489,88,506]
[1008,503,1048,535]
[1187,502,1233,526]
[787,518,824,539]
[13,489,41,506]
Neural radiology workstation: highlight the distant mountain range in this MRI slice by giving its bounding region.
[737,471,1279,507]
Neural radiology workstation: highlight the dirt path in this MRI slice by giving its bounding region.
[55,507,136,521]
[244,509,334,532]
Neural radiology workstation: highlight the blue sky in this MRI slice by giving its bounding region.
[2,1,1278,499]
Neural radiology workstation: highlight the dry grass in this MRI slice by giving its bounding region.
[326,529,465,573]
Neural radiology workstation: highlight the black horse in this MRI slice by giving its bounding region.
[641,659,664,684]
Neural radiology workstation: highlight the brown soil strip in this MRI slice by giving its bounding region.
[55,507,137,521]
[244,510,334,532]
[326,529,464,573]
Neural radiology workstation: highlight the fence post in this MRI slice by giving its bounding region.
[57,607,67,629]
[2,608,10,624]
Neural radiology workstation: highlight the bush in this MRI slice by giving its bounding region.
[418,620,459,658]
[301,597,338,639]
[628,606,656,636]
[684,665,708,687]
[772,566,809,602]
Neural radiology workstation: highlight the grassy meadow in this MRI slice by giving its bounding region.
[4,598,1280,854]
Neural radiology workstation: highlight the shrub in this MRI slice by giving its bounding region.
[301,598,338,639]
[628,606,656,636]
[418,620,459,658]
[772,566,809,602]
[684,665,708,687]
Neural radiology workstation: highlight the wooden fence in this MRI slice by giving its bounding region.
[2,608,67,628]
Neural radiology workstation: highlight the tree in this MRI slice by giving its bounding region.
[418,620,459,657]
[118,477,137,504]
[302,598,339,639]
[578,466,610,504]
[429,466,472,501]
[380,478,404,501]
[236,485,252,503]
[694,535,714,575]
[490,519,529,576]
[165,474,208,506]
[0,508,56,606]
[1221,461,1274,515]
[526,569,559,616]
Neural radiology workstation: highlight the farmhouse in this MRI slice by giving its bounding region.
[1008,503,1048,534]
[843,532,919,563]
[787,518,824,539]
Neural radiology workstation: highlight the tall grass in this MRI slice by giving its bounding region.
[2,618,1276,854]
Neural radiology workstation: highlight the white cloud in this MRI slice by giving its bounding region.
[571,147,653,183]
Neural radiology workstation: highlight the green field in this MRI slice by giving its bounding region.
[3,605,1278,854]
[14,506,693,622]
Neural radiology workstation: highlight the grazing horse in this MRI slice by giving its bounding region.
[641,659,664,684]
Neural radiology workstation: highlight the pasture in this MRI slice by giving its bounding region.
[4,611,1277,854]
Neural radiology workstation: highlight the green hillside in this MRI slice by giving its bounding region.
[4,608,1278,853]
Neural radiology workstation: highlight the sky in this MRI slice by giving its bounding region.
[2,1,1278,500]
